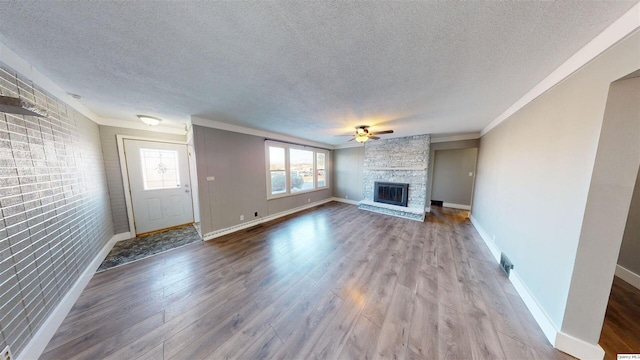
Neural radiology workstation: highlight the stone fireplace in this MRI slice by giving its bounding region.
[358,134,430,221]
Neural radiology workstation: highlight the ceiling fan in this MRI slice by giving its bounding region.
[339,125,394,143]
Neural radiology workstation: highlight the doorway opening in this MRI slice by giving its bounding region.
[430,147,478,212]
[599,165,640,358]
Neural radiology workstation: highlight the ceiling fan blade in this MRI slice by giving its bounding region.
[369,130,394,135]
[369,136,380,140]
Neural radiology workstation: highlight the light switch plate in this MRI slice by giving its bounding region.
[206,176,215,181]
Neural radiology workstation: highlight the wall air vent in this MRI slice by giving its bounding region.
[0,95,47,117]
[500,253,514,277]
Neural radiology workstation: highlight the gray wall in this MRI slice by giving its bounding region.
[426,139,479,206]
[0,63,113,356]
[193,125,331,236]
[431,147,478,206]
[332,146,364,201]
[561,75,640,344]
[471,29,639,347]
[618,166,640,276]
[99,126,186,234]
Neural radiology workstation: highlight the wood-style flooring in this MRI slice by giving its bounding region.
[600,276,640,360]
[42,202,573,359]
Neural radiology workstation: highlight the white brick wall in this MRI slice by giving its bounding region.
[0,63,113,356]
[360,134,430,219]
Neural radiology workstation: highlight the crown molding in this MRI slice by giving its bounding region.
[481,3,640,136]
[191,116,334,149]
[0,40,188,136]
[431,132,480,143]
[333,141,366,149]
[0,41,100,122]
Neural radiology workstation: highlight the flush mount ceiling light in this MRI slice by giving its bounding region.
[137,115,162,126]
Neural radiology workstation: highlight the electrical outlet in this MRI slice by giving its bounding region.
[345,195,349,199]
[308,198,311,203]
[1,346,12,360]
[240,215,244,221]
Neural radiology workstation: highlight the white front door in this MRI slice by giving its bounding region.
[124,139,194,234]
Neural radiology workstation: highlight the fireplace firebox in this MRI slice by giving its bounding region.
[374,182,409,207]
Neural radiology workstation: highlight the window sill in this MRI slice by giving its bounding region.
[267,186,329,200]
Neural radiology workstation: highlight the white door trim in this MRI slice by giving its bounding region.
[116,135,192,237]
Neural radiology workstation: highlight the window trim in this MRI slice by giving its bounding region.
[265,140,330,200]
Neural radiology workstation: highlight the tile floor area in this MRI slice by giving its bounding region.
[97,225,201,272]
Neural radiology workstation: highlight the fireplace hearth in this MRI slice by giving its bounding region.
[374,182,409,207]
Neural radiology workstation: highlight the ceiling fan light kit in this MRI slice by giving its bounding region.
[355,133,369,143]
[346,125,394,143]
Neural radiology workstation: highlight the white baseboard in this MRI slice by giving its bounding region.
[18,233,120,360]
[469,216,500,262]
[112,231,133,242]
[193,222,203,238]
[470,216,557,343]
[202,198,334,240]
[443,202,471,210]
[555,332,604,360]
[331,197,360,206]
[615,264,640,290]
[509,270,559,346]
[469,215,605,360]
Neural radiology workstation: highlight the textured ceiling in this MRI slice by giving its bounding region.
[0,1,636,145]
